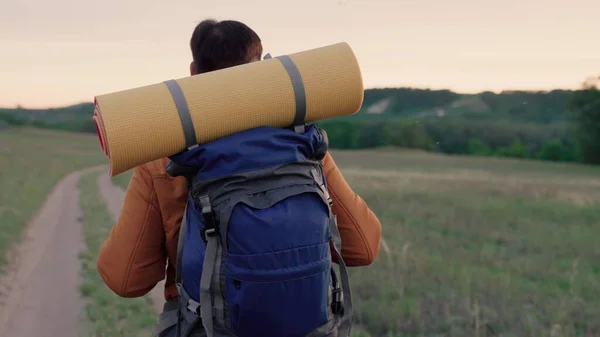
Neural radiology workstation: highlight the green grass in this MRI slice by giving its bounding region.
[112,171,133,190]
[0,127,107,272]
[110,148,600,336]
[5,127,600,336]
[331,149,600,337]
[78,171,158,336]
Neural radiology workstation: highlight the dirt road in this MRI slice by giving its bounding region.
[0,166,165,337]
[0,167,100,337]
[96,173,166,313]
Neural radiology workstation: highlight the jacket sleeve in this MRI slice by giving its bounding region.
[322,152,382,266]
[97,165,167,298]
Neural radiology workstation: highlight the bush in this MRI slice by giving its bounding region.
[467,138,492,156]
[535,140,568,162]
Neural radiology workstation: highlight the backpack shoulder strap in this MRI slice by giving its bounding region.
[312,168,354,337]
[175,203,187,289]
[167,158,196,288]
[329,214,353,336]
[197,195,221,337]
[175,201,203,312]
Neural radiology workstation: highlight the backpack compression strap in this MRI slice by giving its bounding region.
[175,196,223,337]
[197,195,222,337]
[175,203,203,316]
[274,55,307,134]
[328,214,353,336]
[163,80,198,151]
[312,169,354,337]
[175,205,185,291]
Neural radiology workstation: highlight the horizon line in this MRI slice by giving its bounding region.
[1,84,585,110]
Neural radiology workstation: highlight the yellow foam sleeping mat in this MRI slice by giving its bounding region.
[93,42,364,176]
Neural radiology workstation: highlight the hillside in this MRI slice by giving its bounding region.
[0,87,576,127]
[349,88,575,124]
[0,103,96,133]
[0,87,582,162]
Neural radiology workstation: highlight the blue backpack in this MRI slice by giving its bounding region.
[156,123,353,337]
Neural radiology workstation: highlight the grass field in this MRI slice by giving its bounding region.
[0,127,106,271]
[0,128,157,336]
[3,127,600,336]
[78,171,158,336]
[330,149,600,337]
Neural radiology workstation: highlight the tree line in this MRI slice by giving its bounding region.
[316,118,580,163]
[316,78,600,165]
[2,80,599,165]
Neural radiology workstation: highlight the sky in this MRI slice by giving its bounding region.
[0,0,599,108]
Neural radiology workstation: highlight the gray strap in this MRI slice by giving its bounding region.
[275,55,306,132]
[177,286,203,337]
[173,205,189,337]
[175,204,189,286]
[200,235,218,337]
[163,79,198,150]
[305,316,339,337]
[155,305,179,335]
[175,203,203,327]
[312,168,333,207]
[187,297,200,314]
[330,216,342,256]
[329,216,353,337]
[199,196,218,337]
[314,165,354,337]
[199,195,211,214]
[212,242,225,326]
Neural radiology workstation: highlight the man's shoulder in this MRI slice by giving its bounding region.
[138,157,173,178]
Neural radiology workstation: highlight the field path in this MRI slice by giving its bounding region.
[0,166,102,337]
[96,173,166,314]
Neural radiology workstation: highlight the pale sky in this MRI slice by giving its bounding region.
[1,0,599,108]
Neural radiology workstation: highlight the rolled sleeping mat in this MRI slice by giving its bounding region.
[93,41,364,176]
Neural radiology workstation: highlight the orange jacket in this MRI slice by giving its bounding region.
[97,152,382,301]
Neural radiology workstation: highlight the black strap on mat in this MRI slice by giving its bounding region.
[163,79,198,150]
[275,55,307,133]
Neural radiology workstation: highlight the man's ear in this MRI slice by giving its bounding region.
[189,61,198,76]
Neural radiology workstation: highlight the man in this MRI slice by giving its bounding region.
[97,18,382,335]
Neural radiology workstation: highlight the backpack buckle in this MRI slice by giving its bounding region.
[198,195,220,243]
[330,267,344,315]
[331,287,344,315]
[321,186,333,207]
[200,212,220,243]
[201,226,219,242]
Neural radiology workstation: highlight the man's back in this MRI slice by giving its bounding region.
[95,18,382,337]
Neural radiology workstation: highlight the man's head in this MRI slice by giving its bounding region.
[189,19,263,76]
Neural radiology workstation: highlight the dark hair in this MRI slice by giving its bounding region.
[190,19,263,74]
